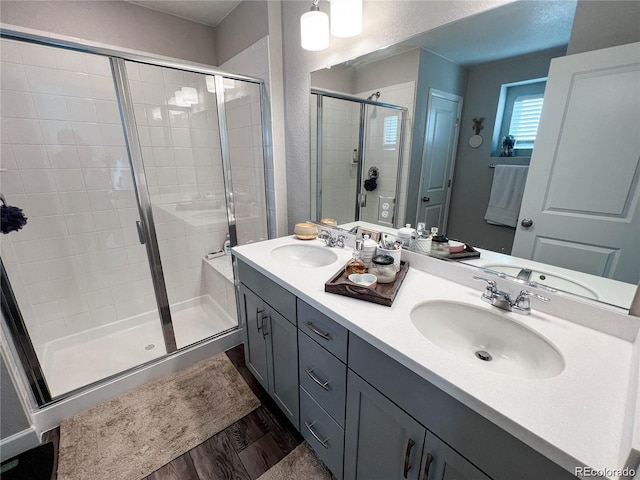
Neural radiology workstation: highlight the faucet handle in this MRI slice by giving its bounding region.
[514,290,550,312]
[473,276,496,288]
[335,234,346,248]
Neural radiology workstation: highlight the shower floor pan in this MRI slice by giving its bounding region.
[41,295,236,398]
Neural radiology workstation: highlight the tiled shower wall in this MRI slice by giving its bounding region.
[0,39,159,353]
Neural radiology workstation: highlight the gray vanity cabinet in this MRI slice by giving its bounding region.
[344,370,426,480]
[240,285,269,390]
[236,260,299,428]
[421,432,492,480]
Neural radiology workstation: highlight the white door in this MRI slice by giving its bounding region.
[417,89,462,232]
[512,42,640,284]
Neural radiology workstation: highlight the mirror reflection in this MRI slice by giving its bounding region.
[310,0,639,309]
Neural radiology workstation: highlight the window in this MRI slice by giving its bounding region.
[508,93,544,149]
[493,79,546,156]
[383,115,399,149]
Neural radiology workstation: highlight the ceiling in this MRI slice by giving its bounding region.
[344,0,577,69]
[127,1,241,27]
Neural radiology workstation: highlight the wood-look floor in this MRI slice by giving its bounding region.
[43,345,304,480]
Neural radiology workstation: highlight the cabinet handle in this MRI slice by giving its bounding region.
[304,321,331,341]
[261,314,270,338]
[403,438,415,478]
[256,308,264,332]
[306,368,330,391]
[422,453,434,480]
[305,421,329,449]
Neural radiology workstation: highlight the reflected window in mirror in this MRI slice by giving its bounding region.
[493,78,546,157]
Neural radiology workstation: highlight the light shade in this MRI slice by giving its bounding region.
[301,9,330,51]
[330,0,362,37]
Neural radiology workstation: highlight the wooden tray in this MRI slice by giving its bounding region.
[445,244,481,260]
[324,261,409,307]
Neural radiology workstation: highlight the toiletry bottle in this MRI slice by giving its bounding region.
[345,239,366,275]
[426,227,438,253]
[361,234,377,268]
[224,233,231,255]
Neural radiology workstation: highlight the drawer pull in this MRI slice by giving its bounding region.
[403,438,415,478]
[304,321,331,341]
[305,421,329,449]
[256,308,264,332]
[261,314,270,338]
[422,453,434,480]
[306,368,330,391]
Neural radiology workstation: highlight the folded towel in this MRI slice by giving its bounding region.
[484,165,529,228]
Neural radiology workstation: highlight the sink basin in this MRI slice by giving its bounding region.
[410,301,564,379]
[481,264,599,300]
[270,244,338,268]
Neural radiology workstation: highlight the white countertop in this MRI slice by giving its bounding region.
[233,235,640,479]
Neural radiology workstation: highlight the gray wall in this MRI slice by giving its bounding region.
[1,356,30,440]
[353,49,420,94]
[567,0,640,55]
[405,49,469,225]
[311,65,357,93]
[215,1,269,65]
[0,1,218,66]
[446,47,566,253]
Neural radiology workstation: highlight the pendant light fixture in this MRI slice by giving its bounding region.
[301,0,330,51]
[330,0,362,37]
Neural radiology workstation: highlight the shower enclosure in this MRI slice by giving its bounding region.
[310,89,407,227]
[0,33,271,404]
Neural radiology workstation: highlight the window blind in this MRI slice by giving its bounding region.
[509,93,544,149]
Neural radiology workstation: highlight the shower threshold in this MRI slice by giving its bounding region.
[41,295,236,398]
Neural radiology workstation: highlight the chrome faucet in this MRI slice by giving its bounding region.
[516,268,532,281]
[473,276,549,315]
[318,230,346,248]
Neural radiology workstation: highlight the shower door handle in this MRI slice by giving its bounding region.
[136,221,146,244]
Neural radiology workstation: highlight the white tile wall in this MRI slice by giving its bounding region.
[0,39,160,358]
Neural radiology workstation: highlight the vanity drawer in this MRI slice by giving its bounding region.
[236,259,296,325]
[299,330,347,427]
[297,298,348,362]
[300,386,344,479]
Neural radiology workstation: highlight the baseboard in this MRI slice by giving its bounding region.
[0,427,39,462]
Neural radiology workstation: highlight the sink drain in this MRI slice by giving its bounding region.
[144,344,156,351]
[475,350,492,362]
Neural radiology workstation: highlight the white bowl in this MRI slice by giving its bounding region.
[348,273,377,288]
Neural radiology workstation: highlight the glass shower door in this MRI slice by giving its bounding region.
[0,39,166,398]
[123,61,239,349]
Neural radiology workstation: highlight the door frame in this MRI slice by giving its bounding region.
[417,88,463,232]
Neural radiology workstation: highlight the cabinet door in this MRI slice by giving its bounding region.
[421,432,492,480]
[266,307,300,428]
[240,285,269,390]
[345,370,426,480]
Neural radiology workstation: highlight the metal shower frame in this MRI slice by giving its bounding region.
[311,88,407,227]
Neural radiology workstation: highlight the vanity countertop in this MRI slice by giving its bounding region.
[233,235,640,479]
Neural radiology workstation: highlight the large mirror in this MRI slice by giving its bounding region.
[310,0,640,309]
